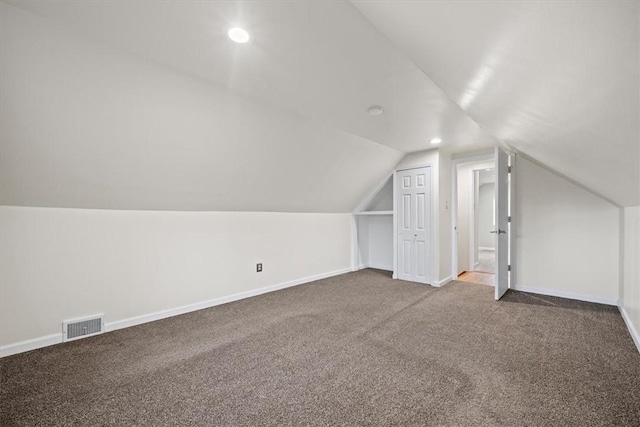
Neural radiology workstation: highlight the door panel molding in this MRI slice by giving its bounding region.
[394,164,434,285]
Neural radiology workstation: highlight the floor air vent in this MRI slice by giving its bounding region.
[62,315,105,342]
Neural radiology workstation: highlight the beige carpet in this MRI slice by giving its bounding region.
[1,269,639,426]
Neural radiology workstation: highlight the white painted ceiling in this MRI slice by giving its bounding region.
[353,0,640,207]
[1,1,638,211]
[4,0,496,154]
[0,0,499,212]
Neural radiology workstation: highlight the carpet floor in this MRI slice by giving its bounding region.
[1,269,639,426]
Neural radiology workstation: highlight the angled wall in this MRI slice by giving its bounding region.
[513,157,620,304]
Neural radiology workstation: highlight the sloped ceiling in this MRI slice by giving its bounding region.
[1,0,497,212]
[353,1,640,207]
[2,2,405,212]
[2,1,637,211]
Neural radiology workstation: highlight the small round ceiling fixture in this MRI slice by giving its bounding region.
[228,27,250,43]
[430,138,442,145]
[368,105,384,116]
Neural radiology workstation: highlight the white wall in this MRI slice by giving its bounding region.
[0,206,352,353]
[355,216,370,268]
[478,183,495,249]
[365,178,393,211]
[355,215,393,271]
[620,206,640,351]
[437,150,452,283]
[367,216,393,271]
[514,157,619,303]
[395,149,439,172]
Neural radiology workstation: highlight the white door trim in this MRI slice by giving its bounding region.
[350,214,358,271]
[394,163,435,285]
[508,154,517,290]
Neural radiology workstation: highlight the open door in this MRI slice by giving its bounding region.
[494,146,509,300]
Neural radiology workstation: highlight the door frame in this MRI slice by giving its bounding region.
[450,152,494,280]
[393,163,435,285]
[450,149,516,293]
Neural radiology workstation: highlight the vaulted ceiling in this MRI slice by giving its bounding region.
[1,0,638,210]
[354,0,639,207]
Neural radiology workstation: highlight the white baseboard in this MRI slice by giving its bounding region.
[0,333,63,358]
[434,276,453,287]
[478,247,495,252]
[368,263,393,272]
[107,267,352,332]
[0,267,352,358]
[511,285,617,306]
[618,304,640,354]
[355,263,393,272]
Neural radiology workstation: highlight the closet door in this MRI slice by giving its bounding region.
[396,166,432,284]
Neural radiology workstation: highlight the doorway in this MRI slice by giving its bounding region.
[474,168,496,274]
[451,148,514,300]
[454,159,495,287]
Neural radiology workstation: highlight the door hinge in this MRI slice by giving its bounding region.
[508,166,512,173]
[508,216,511,222]
[508,265,511,272]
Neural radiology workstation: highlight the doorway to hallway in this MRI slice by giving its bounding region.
[451,148,514,299]
[454,158,496,287]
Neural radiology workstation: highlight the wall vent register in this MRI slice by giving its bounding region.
[62,315,105,342]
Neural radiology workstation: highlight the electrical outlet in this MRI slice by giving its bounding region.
[256,263,262,272]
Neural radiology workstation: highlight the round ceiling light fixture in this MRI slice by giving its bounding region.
[430,138,442,145]
[228,27,250,43]
[368,105,384,116]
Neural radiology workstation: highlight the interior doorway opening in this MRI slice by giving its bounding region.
[455,159,496,287]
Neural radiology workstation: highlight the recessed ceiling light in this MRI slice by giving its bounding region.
[430,138,442,145]
[228,27,250,43]
[368,106,384,116]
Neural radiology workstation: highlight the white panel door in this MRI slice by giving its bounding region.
[494,147,509,300]
[396,167,431,284]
